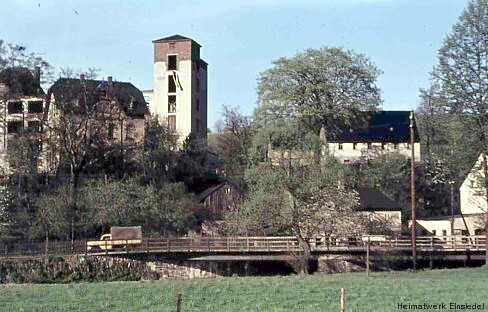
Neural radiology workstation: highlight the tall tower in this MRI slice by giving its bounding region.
[149,35,207,143]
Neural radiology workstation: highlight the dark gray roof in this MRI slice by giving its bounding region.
[356,188,401,211]
[328,111,420,143]
[0,67,44,96]
[48,78,148,117]
[152,34,201,46]
[197,181,242,203]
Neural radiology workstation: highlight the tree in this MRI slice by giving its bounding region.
[209,105,253,183]
[225,118,364,274]
[431,0,488,262]
[255,47,382,134]
[0,40,54,84]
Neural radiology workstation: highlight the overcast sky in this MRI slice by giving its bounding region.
[0,0,467,129]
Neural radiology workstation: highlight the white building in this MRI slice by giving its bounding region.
[416,153,487,236]
[144,35,208,144]
[326,111,421,163]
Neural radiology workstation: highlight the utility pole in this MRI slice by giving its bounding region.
[410,111,417,269]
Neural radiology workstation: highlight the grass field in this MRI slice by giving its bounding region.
[1,267,488,312]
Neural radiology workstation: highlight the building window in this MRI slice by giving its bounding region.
[8,101,23,114]
[338,143,343,150]
[367,142,372,149]
[168,95,176,113]
[196,99,200,112]
[168,115,176,132]
[168,76,176,93]
[442,230,447,236]
[381,142,385,150]
[353,143,357,150]
[27,121,41,133]
[7,121,23,134]
[383,213,390,221]
[196,78,200,92]
[108,123,114,139]
[28,101,43,113]
[196,118,200,133]
[168,55,178,70]
[126,123,134,139]
[393,143,398,149]
[432,230,437,236]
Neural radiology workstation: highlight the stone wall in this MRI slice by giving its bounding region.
[316,255,364,274]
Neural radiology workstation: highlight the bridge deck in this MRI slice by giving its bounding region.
[0,235,486,258]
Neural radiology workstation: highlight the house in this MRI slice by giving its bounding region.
[0,67,47,172]
[198,181,244,220]
[326,110,421,163]
[197,181,244,236]
[144,35,208,144]
[44,75,148,172]
[356,187,402,235]
[416,153,487,236]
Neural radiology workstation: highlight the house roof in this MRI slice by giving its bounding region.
[0,67,44,96]
[328,110,420,143]
[152,34,201,47]
[48,78,148,117]
[356,187,402,211]
[197,181,242,203]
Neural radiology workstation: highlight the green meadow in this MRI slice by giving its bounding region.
[1,267,487,312]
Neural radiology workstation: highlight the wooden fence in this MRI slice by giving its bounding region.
[0,235,486,258]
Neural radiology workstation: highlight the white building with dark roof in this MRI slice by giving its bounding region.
[327,111,421,163]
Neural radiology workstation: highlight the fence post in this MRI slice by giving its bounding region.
[176,293,182,312]
[340,288,345,312]
[366,238,370,276]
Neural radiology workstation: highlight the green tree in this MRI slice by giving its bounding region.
[209,105,253,183]
[255,47,382,134]
[430,0,488,261]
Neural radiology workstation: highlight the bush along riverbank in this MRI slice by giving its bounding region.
[0,256,159,283]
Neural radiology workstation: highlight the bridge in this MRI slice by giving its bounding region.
[1,235,486,260]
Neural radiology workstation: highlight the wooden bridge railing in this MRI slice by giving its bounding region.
[0,235,486,258]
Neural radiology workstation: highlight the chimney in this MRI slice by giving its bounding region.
[79,74,86,91]
[34,66,41,86]
[107,76,113,98]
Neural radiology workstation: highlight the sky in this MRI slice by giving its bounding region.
[0,0,468,129]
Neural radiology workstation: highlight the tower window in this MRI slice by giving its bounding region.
[367,142,372,149]
[168,76,176,93]
[168,96,176,113]
[196,99,200,112]
[196,119,200,133]
[352,143,357,150]
[168,55,177,70]
[196,78,200,92]
[338,143,343,150]
[168,115,176,132]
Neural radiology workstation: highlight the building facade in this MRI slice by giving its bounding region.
[326,111,421,163]
[145,35,208,144]
[45,76,148,172]
[416,153,487,236]
[0,67,47,172]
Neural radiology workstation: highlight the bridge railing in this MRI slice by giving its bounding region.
[0,235,486,257]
